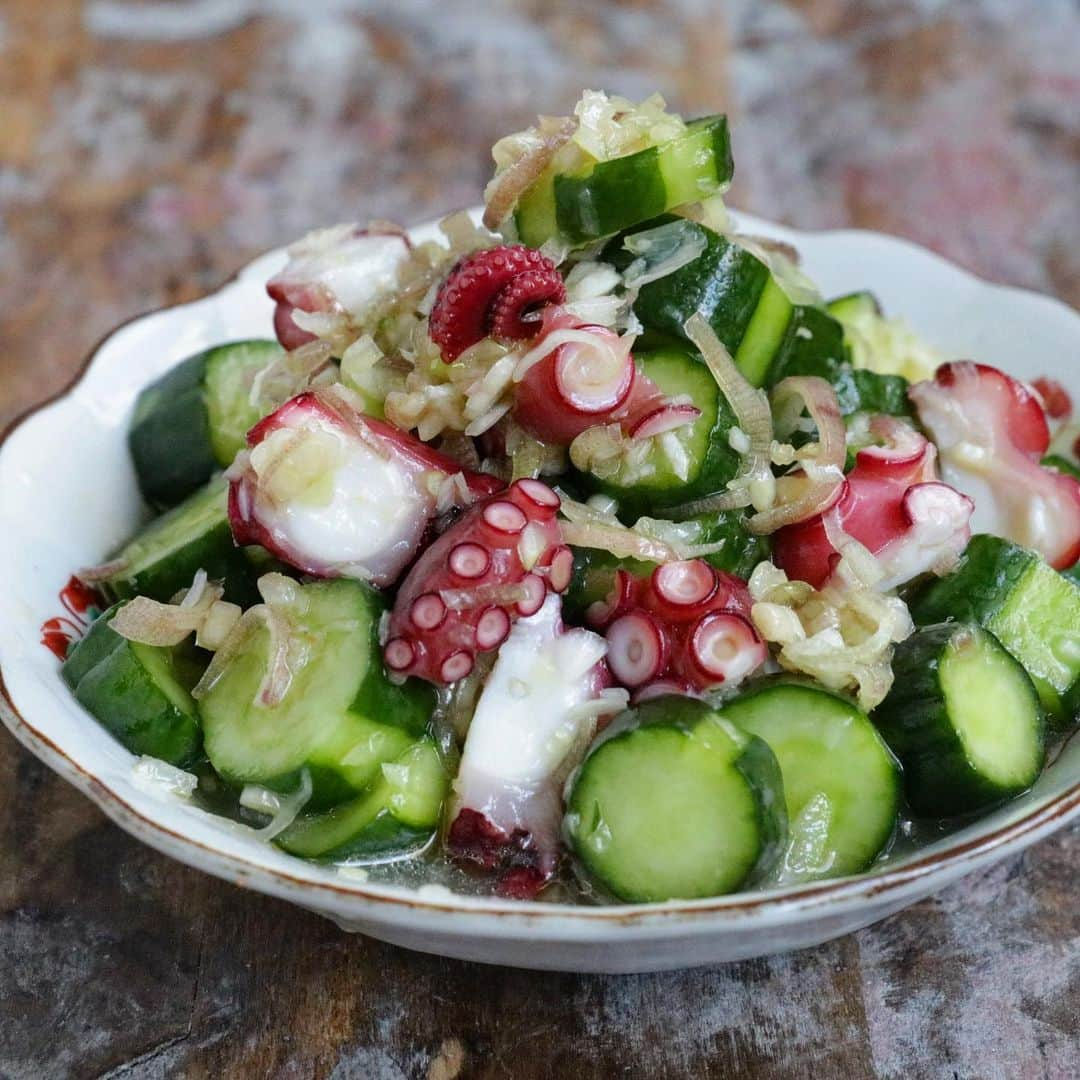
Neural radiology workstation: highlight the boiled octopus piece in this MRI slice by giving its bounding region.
[512,308,700,446]
[266,224,411,350]
[428,244,567,361]
[228,389,500,587]
[773,416,974,590]
[587,559,767,699]
[910,362,1080,570]
[383,478,574,684]
[445,593,620,898]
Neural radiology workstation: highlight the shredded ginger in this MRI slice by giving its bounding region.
[748,557,913,711]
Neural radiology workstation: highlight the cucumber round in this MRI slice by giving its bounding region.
[565,695,786,902]
[825,290,882,324]
[768,304,911,417]
[909,534,1080,728]
[61,603,203,766]
[129,340,282,508]
[515,115,733,248]
[129,353,217,508]
[717,681,900,881]
[204,340,285,465]
[873,622,1045,817]
[198,579,435,808]
[576,347,740,519]
[626,224,771,363]
[275,737,448,862]
[102,475,263,606]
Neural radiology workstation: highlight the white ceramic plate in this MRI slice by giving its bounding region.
[2,212,1078,973]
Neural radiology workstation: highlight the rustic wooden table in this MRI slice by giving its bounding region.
[2,2,1078,1076]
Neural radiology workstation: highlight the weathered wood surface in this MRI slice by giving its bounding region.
[1,2,1078,1077]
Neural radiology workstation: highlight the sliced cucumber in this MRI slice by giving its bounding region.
[565,695,786,902]
[717,681,900,881]
[611,221,862,395]
[909,535,1080,727]
[516,116,733,248]
[873,623,1045,816]
[129,340,282,507]
[275,737,448,861]
[129,353,216,508]
[198,579,435,808]
[62,603,202,766]
[733,276,794,387]
[576,347,740,519]
[834,370,912,418]
[825,292,943,383]
[203,341,284,465]
[825,290,882,324]
[766,304,912,417]
[612,221,773,380]
[102,475,262,606]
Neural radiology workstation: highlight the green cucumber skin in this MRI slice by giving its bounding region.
[61,608,127,688]
[562,547,656,625]
[556,146,667,244]
[908,535,1080,726]
[198,579,435,808]
[576,347,741,519]
[1042,454,1080,481]
[610,221,874,399]
[275,737,447,861]
[768,306,848,384]
[128,340,281,509]
[729,730,787,889]
[908,535,1034,626]
[835,370,912,418]
[873,623,1045,817]
[62,604,202,766]
[766,305,912,417]
[623,222,771,359]
[825,291,883,322]
[544,116,732,245]
[103,477,263,607]
[277,811,432,862]
[717,679,900,879]
[685,510,772,579]
[129,354,216,509]
[566,695,786,902]
[109,526,262,609]
[348,606,436,738]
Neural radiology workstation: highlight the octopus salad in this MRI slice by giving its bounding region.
[61,93,1080,902]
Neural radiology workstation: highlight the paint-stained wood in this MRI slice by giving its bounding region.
[1,2,1077,1077]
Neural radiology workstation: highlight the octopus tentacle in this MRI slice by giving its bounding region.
[589,559,766,699]
[228,389,499,587]
[384,479,571,684]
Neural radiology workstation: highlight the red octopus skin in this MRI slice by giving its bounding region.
[428,245,566,361]
[773,416,973,590]
[228,390,500,587]
[267,226,410,351]
[910,362,1080,571]
[588,559,766,698]
[511,309,699,446]
[383,478,574,684]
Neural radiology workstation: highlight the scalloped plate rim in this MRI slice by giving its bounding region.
[1,209,1078,970]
